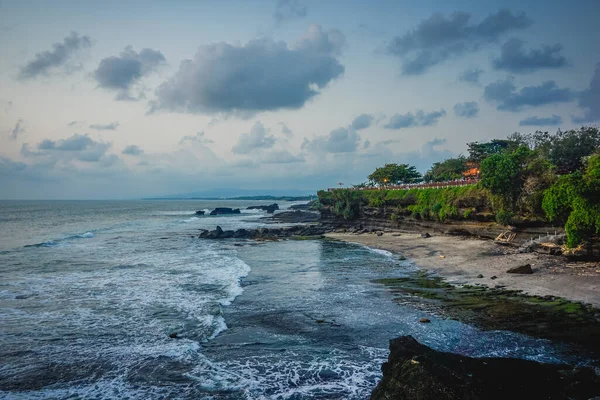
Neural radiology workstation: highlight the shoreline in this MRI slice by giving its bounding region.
[324,232,600,308]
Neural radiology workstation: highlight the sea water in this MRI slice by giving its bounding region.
[0,200,583,399]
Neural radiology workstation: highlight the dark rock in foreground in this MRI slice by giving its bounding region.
[198,224,330,240]
[247,203,279,213]
[370,335,599,400]
[195,210,205,215]
[507,263,534,274]
[265,210,320,223]
[210,207,241,215]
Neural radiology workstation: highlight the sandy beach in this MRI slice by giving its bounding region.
[325,232,600,308]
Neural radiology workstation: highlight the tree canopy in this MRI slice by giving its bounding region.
[424,156,468,182]
[368,163,422,186]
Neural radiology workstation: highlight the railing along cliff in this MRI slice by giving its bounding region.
[327,178,480,192]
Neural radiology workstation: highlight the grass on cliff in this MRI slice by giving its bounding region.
[318,186,491,222]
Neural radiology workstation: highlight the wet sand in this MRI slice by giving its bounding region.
[325,232,600,308]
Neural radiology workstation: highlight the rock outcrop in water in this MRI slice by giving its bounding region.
[247,203,279,213]
[370,335,600,400]
[210,207,241,215]
[198,225,330,240]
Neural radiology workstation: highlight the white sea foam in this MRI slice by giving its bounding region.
[368,248,393,257]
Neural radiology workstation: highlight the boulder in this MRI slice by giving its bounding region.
[210,207,241,215]
[421,232,431,238]
[370,335,600,400]
[419,318,431,323]
[195,210,205,215]
[507,264,533,274]
[377,231,384,237]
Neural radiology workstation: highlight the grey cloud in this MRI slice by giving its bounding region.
[459,68,483,85]
[94,46,166,100]
[179,131,214,145]
[38,134,93,151]
[363,139,371,149]
[262,150,305,164]
[519,114,562,126]
[68,120,81,127]
[32,133,112,163]
[232,122,276,154]
[89,121,119,130]
[351,114,374,131]
[302,127,360,153]
[279,123,293,137]
[18,32,92,80]
[493,38,567,73]
[122,145,144,155]
[9,119,25,140]
[384,109,446,129]
[572,63,600,123]
[484,78,573,111]
[274,0,307,24]
[453,101,479,118]
[387,10,531,75]
[150,25,345,115]
[5,101,13,113]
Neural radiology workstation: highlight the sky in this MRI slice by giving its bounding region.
[1,0,599,199]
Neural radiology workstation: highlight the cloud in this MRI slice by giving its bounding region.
[9,119,25,140]
[89,121,119,130]
[262,150,305,164]
[458,68,483,85]
[492,38,567,73]
[453,101,479,118]
[484,78,573,111]
[387,10,531,75]
[150,25,345,115]
[5,101,13,113]
[28,133,112,163]
[232,122,276,154]
[384,109,446,129]
[302,127,360,153]
[279,123,293,137]
[572,63,600,123]
[274,0,307,24]
[18,32,92,80]
[122,145,144,155]
[179,131,214,146]
[351,114,374,131]
[94,46,166,100]
[519,114,562,126]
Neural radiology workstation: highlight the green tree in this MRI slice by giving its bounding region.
[368,163,422,186]
[548,127,600,174]
[480,146,532,223]
[424,156,468,182]
[543,154,600,247]
[467,139,520,164]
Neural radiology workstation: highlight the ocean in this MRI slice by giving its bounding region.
[0,200,582,399]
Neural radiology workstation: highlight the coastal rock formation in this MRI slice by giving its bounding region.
[265,210,320,223]
[198,224,330,240]
[210,207,241,215]
[247,203,279,213]
[289,201,315,210]
[195,210,205,215]
[370,335,600,400]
